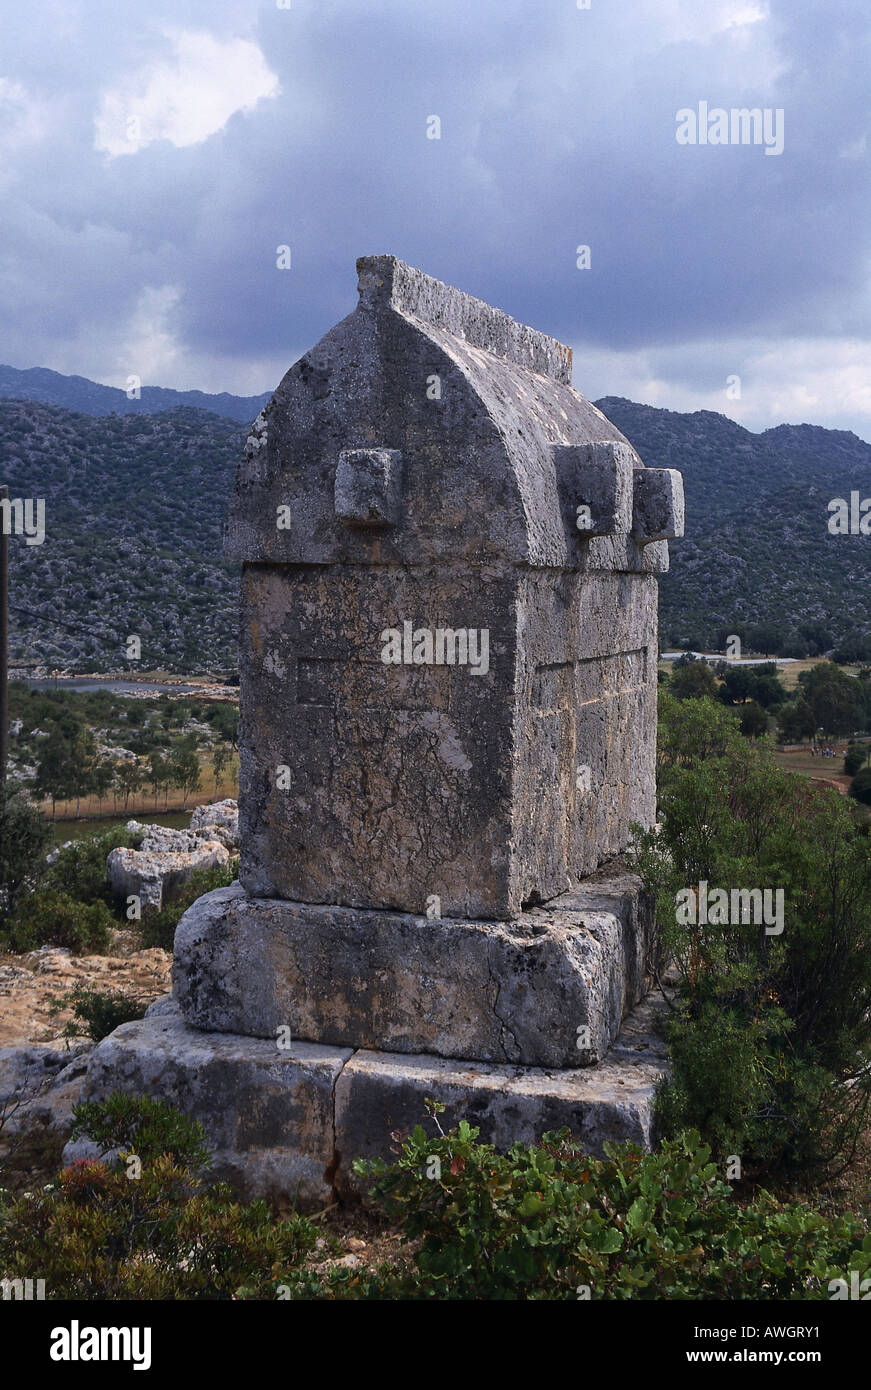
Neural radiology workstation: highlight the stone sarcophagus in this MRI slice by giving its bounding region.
[72,259,683,1206]
[224,254,683,921]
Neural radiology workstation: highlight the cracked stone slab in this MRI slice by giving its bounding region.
[173,873,653,1068]
[334,995,668,1198]
[60,995,666,1207]
[62,1003,350,1208]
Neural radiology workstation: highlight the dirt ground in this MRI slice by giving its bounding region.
[0,930,171,1048]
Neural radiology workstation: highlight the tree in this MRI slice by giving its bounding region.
[171,746,201,811]
[669,656,719,702]
[798,663,863,738]
[116,761,143,812]
[92,761,114,816]
[209,704,239,750]
[778,697,816,744]
[211,744,229,797]
[0,787,51,921]
[739,700,768,739]
[148,753,167,813]
[35,731,77,819]
[844,744,870,778]
[68,728,97,818]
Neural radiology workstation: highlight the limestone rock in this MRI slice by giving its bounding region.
[189,799,239,849]
[107,841,229,912]
[0,1043,92,1144]
[173,872,654,1067]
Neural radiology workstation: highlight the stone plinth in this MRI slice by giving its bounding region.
[173,872,653,1068]
[64,996,666,1209]
[64,1001,350,1207]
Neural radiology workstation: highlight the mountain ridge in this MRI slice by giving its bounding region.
[0,364,270,424]
[1,383,869,672]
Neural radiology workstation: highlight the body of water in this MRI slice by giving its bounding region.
[24,678,231,697]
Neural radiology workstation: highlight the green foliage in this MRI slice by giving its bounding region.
[0,786,51,919]
[848,768,871,806]
[70,1092,212,1169]
[717,662,786,711]
[633,695,871,1176]
[44,828,134,908]
[668,655,718,701]
[0,889,115,955]
[49,984,147,1043]
[342,1115,870,1300]
[797,661,864,737]
[0,1094,315,1299]
[844,742,870,777]
[138,858,239,950]
[738,699,768,738]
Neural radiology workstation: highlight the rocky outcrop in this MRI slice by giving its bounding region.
[0,1043,93,1162]
[189,798,239,849]
[107,841,229,913]
[104,802,238,912]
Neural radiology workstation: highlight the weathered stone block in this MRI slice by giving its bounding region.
[632,467,685,543]
[334,998,666,1199]
[63,1006,350,1206]
[552,441,634,536]
[173,873,653,1067]
[107,840,229,912]
[334,447,403,527]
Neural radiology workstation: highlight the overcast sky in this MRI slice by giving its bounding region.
[1,0,869,436]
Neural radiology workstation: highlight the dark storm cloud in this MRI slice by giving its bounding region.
[0,0,868,431]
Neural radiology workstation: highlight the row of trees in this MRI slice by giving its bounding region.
[31,729,232,819]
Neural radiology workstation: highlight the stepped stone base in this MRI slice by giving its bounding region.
[173,871,653,1068]
[63,994,667,1208]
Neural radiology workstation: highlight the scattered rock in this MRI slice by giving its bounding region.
[107,840,229,912]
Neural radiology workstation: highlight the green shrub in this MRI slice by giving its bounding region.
[45,828,135,909]
[0,787,51,920]
[0,889,115,954]
[844,743,869,777]
[633,695,871,1177]
[343,1112,871,1301]
[49,984,147,1042]
[0,1094,315,1299]
[848,767,871,805]
[139,858,239,950]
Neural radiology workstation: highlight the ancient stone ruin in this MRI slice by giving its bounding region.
[67,256,684,1205]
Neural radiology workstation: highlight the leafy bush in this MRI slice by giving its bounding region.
[49,983,147,1042]
[844,742,869,777]
[139,858,239,950]
[633,695,871,1176]
[0,1094,315,1299]
[0,787,51,920]
[0,888,115,954]
[344,1112,871,1300]
[45,828,135,909]
[848,768,871,806]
